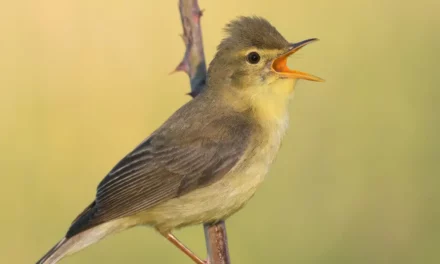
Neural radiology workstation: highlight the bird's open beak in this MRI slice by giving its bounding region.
[271,38,324,82]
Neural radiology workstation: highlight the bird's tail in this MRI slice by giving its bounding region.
[36,217,135,264]
[36,237,69,264]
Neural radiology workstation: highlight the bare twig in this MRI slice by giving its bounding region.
[175,1,231,263]
[204,221,231,264]
[175,0,207,98]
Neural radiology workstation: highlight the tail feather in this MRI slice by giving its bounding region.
[36,238,68,264]
[36,217,137,264]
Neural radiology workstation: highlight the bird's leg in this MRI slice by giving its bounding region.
[159,231,208,264]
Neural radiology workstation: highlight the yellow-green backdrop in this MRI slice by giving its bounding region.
[1,0,439,263]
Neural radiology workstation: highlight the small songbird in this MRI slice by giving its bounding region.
[37,16,323,264]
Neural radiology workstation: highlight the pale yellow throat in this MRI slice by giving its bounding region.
[249,78,296,129]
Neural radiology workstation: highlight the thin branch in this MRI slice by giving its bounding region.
[175,1,231,263]
[175,0,207,98]
[204,221,231,264]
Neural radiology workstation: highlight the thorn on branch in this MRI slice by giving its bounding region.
[173,60,190,74]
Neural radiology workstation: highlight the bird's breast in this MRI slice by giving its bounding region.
[228,112,289,194]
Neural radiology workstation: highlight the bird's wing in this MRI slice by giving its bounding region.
[66,115,252,237]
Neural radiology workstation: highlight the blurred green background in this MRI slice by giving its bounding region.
[1,0,439,263]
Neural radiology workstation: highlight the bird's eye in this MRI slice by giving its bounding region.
[246,52,260,64]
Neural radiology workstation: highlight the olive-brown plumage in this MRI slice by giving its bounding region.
[37,16,322,264]
[67,93,254,237]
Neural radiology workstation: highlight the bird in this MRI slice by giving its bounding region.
[36,16,323,264]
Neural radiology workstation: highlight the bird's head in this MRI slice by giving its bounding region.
[207,16,323,96]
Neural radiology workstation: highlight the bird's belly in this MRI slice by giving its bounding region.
[142,146,278,233]
[143,168,265,232]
